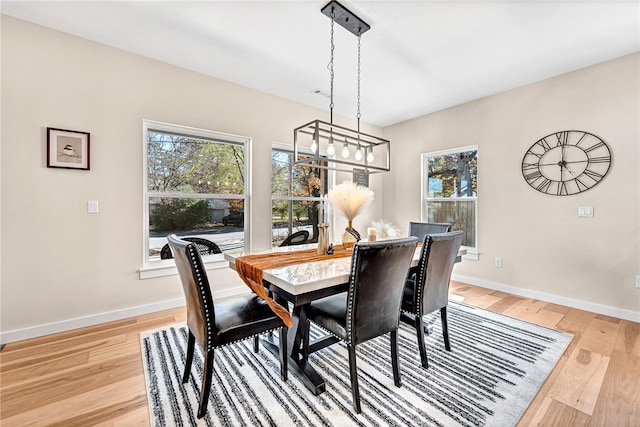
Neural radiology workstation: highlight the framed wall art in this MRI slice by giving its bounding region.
[47,127,90,170]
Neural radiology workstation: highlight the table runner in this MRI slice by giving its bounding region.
[235,245,353,327]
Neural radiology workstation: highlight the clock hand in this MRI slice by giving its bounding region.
[538,159,587,166]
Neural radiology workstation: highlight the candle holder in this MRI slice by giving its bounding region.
[367,227,377,242]
[317,223,330,254]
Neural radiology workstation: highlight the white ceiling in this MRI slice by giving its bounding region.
[2,1,639,127]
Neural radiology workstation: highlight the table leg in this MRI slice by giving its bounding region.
[263,295,327,395]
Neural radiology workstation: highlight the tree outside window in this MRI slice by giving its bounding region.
[423,147,477,248]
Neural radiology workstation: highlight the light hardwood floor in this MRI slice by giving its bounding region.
[1,281,638,426]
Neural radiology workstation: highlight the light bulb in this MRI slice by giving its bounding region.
[310,140,318,153]
[354,147,363,161]
[341,143,350,159]
[367,148,374,163]
[327,141,336,156]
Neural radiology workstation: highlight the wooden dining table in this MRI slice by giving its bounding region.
[224,242,465,395]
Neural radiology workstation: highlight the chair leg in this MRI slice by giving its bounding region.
[391,330,401,387]
[278,326,288,381]
[348,345,361,413]
[441,307,451,351]
[197,349,215,419]
[415,314,429,368]
[183,330,196,383]
[253,335,259,353]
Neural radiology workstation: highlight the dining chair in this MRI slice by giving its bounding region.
[401,230,464,368]
[408,221,452,242]
[167,235,288,418]
[279,230,310,246]
[160,236,221,259]
[407,222,452,284]
[299,237,418,413]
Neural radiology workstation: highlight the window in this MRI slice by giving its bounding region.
[143,121,249,263]
[271,146,329,247]
[422,146,477,249]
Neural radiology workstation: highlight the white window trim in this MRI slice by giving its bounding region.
[139,120,251,278]
[139,257,230,280]
[421,145,478,258]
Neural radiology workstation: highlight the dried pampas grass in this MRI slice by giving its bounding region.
[370,219,401,238]
[328,181,374,222]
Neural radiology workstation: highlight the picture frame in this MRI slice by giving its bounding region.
[47,127,90,170]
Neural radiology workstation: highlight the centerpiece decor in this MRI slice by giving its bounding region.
[370,219,401,239]
[328,181,374,249]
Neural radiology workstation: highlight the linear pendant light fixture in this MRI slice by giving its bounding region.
[293,0,390,174]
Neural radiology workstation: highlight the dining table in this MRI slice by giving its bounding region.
[224,241,466,395]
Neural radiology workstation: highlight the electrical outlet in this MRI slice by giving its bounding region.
[87,200,99,213]
[495,257,503,268]
[578,207,594,217]
[636,275,640,289]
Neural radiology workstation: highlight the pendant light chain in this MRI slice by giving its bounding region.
[328,10,335,125]
[357,33,361,133]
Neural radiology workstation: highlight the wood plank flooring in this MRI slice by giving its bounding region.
[1,281,638,426]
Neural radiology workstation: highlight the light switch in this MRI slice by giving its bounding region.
[88,200,99,213]
[577,207,593,217]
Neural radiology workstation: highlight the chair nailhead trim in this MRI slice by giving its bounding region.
[188,245,214,348]
[345,245,360,344]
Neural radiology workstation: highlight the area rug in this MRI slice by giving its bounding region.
[140,301,572,427]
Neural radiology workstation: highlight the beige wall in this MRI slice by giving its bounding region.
[383,52,640,318]
[1,16,638,342]
[0,16,384,339]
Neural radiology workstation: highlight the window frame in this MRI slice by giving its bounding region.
[140,120,251,277]
[271,142,333,247]
[421,145,478,255]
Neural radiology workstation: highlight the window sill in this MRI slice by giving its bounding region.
[462,249,479,261]
[139,256,229,279]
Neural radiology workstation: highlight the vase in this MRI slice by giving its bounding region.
[342,220,361,250]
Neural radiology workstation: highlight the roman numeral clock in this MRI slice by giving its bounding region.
[521,130,612,196]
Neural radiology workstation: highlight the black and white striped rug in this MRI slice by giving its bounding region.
[141,301,572,427]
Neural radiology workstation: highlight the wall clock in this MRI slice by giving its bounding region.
[521,130,612,196]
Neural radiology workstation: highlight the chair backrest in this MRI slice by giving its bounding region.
[415,230,464,315]
[161,237,221,259]
[346,237,418,345]
[408,222,452,243]
[279,230,310,247]
[167,235,215,349]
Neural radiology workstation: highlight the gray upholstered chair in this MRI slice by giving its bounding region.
[408,221,452,242]
[401,230,464,368]
[300,237,418,413]
[407,222,453,283]
[167,235,288,418]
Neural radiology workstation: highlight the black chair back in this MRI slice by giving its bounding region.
[415,230,464,316]
[161,237,221,259]
[168,235,215,350]
[279,230,310,246]
[348,237,418,345]
[408,222,452,243]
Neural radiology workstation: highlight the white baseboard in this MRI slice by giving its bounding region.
[452,274,640,323]
[0,286,251,345]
